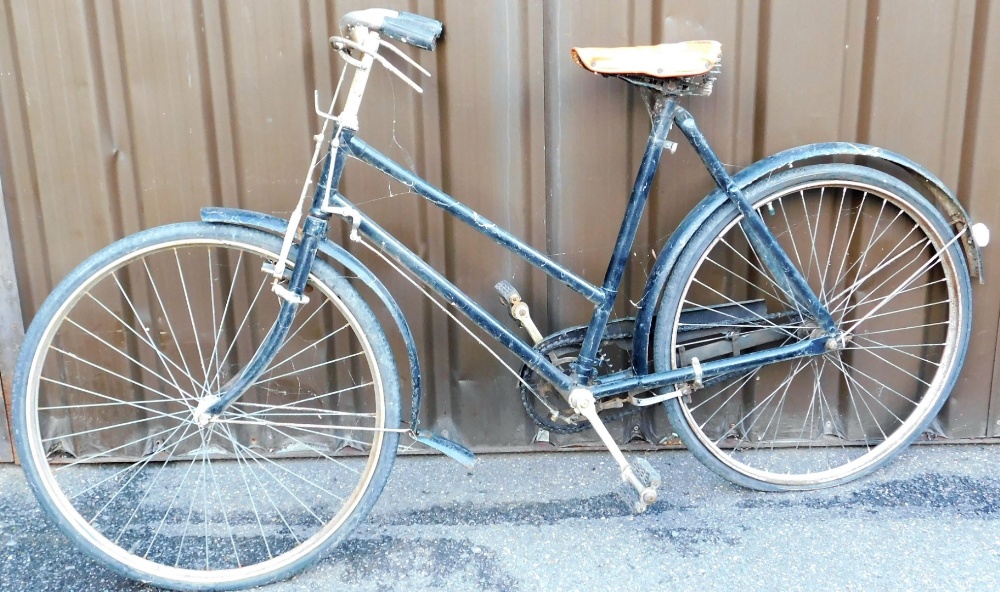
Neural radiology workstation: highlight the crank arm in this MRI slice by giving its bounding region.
[568,388,658,512]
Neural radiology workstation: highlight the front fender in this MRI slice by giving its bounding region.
[200,207,425,430]
[632,142,984,376]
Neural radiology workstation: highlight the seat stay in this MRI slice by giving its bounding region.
[673,107,838,334]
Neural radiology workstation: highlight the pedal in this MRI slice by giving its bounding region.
[615,459,660,514]
[632,457,661,488]
[568,388,659,514]
[495,280,521,308]
[494,280,544,344]
[616,479,646,514]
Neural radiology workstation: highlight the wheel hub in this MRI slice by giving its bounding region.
[191,394,221,427]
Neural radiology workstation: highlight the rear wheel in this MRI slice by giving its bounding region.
[653,165,971,490]
[14,223,401,590]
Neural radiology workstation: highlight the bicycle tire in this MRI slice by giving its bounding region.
[13,222,401,590]
[652,164,972,490]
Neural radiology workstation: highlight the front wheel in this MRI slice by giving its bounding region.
[653,164,972,490]
[13,223,401,590]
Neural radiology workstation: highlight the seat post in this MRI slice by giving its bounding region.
[573,95,679,384]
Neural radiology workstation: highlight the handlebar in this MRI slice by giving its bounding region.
[340,9,443,51]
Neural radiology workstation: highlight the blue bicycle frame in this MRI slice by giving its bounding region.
[333,95,836,391]
[207,94,837,417]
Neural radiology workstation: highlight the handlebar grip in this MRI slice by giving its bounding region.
[380,12,443,51]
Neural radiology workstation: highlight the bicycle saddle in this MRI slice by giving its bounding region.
[571,40,721,79]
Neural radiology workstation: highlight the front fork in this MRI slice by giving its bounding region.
[195,93,357,420]
[197,213,330,419]
[198,140,346,420]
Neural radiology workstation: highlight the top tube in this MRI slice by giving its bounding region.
[341,132,607,304]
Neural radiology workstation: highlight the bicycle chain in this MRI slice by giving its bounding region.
[518,322,642,434]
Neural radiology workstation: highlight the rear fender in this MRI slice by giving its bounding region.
[632,142,984,376]
[200,207,425,430]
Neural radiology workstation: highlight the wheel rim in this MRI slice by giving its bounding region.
[23,236,387,585]
[668,179,965,486]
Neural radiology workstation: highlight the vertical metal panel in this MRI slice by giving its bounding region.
[0,174,18,461]
[544,0,633,330]
[968,0,1000,437]
[542,0,647,446]
[861,0,984,437]
[425,0,547,445]
[1,0,998,453]
[645,0,761,297]
[0,2,25,462]
[755,0,867,152]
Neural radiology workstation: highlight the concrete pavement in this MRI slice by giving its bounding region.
[2,444,1000,591]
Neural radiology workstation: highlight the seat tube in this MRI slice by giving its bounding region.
[574,96,679,384]
[674,107,837,333]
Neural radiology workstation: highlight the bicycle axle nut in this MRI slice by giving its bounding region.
[192,395,222,427]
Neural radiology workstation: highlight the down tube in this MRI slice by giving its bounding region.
[329,197,576,394]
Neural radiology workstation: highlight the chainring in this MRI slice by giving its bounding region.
[518,320,643,434]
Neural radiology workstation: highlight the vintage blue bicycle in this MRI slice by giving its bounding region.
[11,9,989,590]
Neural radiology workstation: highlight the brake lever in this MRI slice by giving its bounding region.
[378,39,431,77]
[330,35,425,94]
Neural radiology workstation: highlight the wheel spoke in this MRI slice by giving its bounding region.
[686,280,799,339]
[250,352,365,386]
[716,359,809,448]
[228,412,362,475]
[263,321,349,375]
[67,424,200,502]
[219,422,276,559]
[21,231,396,583]
[53,422,193,472]
[205,251,244,393]
[175,250,211,395]
[660,169,965,488]
[40,375,195,415]
[142,450,202,560]
[144,259,205,399]
[820,188,848,301]
[240,381,374,417]
[48,346,189,407]
[837,277,947,319]
[111,420,198,543]
[711,239,792,307]
[108,274,204,399]
[86,419,192,525]
[215,274,270,385]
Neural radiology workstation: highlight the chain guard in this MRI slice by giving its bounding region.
[518,304,797,434]
[518,319,642,434]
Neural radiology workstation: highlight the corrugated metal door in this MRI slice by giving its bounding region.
[1,0,999,455]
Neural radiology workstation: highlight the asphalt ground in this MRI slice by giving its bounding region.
[3,444,1000,591]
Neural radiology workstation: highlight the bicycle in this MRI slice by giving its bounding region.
[11,8,990,590]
